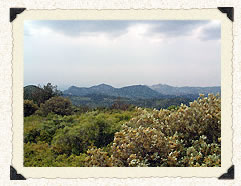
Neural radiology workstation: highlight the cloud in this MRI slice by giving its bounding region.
[24,20,220,41]
[24,20,221,88]
[198,21,221,40]
[144,20,220,41]
[147,20,209,36]
[25,20,132,37]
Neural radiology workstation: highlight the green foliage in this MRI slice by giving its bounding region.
[182,135,221,167]
[42,83,62,100]
[51,110,133,155]
[53,153,86,167]
[24,85,42,103]
[167,105,180,111]
[111,126,170,167]
[85,147,113,167]
[24,83,62,106]
[24,109,135,166]
[37,96,73,116]
[24,94,221,167]
[24,114,77,144]
[24,141,86,167]
[85,94,221,167]
[24,142,56,167]
[24,128,40,143]
[24,100,38,117]
[66,94,193,110]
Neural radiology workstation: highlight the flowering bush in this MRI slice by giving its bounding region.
[85,94,221,167]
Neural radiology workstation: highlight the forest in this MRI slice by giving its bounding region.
[24,83,221,167]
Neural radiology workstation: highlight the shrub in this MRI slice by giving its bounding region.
[24,107,136,167]
[24,142,55,167]
[53,154,86,167]
[24,100,38,117]
[50,110,134,156]
[85,94,221,167]
[111,125,170,167]
[85,147,113,167]
[51,125,94,155]
[167,105,180,111]
[24,128,40,143]
[126,94,221,145]
[24,142,87,167]
[51,116,118,155]
[38,96,73,116]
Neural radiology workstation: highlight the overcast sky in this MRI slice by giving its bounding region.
[24,20,221,90]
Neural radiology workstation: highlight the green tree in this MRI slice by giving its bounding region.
[24,142,55,167]
[38,96,73,116]
[42,83,62,102]
[24,83,62,106]
[24,100,38,117]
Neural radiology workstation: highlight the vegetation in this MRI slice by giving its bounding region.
[24,109,136,166]
[24,83,62,106]
[65,94,194,110]
[37,96,73,116]
[85,94,221,167]
[24,83,221,167]
[24,100,38,117]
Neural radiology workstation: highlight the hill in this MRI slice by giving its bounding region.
[149,84,221,96]
[63,84,163,99]
[24,85,42,100]
[24,83,221,109]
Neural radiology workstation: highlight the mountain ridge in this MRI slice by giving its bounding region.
[63,84,163,99]
[149,83,221,96]
[62,83,221,99]
[24,83,221,109]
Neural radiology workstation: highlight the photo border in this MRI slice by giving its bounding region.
[11,8,233,179]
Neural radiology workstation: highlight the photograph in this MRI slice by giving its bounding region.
[23,19,222,167]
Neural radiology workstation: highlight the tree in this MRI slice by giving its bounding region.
[24,100,38,117]
[24,83,62,106]
[111,97,130,110]
[38,96,73,116]
[42,83,62,102]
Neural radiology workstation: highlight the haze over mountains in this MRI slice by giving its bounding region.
[149,84,221,96]
[63,84,161,99]
[63,83,221,99]
[24,83,220,109]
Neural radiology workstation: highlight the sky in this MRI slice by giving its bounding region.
[24,20,221,90]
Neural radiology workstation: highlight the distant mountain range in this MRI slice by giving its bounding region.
[149,84,221,96]
[24,84,221,109]
[63,84,162,99]
[63,83,221,99]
